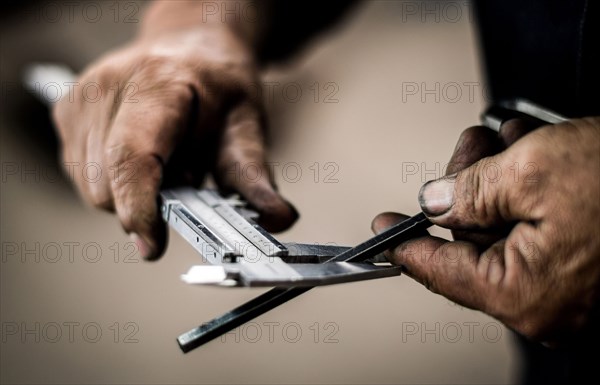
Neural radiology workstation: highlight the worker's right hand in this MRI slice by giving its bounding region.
[52,24,298,260]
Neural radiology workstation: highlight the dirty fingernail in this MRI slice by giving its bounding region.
[419,176,455,216]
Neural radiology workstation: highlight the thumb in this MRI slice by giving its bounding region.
[215,101,298,232]
[418,154,525,230]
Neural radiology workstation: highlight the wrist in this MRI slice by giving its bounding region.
[138,0,259,49]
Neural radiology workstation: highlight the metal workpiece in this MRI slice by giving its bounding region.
[176,287,312,353]
[255,262,402,287]
[182,261,402,287]
[179,240,400,287]
[482,98,567,130]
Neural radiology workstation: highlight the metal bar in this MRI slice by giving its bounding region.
[330,212,430,262]
[178,212,431,352]
[177,287,311,352]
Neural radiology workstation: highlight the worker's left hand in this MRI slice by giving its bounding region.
[372,117,600,345]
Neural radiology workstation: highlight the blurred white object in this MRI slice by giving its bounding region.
[23,63,77,105]
[181,266,233,285]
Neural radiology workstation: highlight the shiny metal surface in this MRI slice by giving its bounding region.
[175,207,432,353]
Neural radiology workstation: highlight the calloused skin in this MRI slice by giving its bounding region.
[52,1,297,260]
[53,1,600,346]
[372,118,600,346]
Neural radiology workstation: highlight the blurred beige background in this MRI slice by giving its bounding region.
[1,1,518,383]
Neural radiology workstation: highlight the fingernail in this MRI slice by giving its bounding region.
[419,175,456,216]
[130,233,152,260]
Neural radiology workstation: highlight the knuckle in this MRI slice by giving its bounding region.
[104,143,137,168]
[135,55,193,88]
[468,158,502,224]
[105,146,161,187]
[111,54,196,106]
[456,164,482,221]
[104,143,125,168]
[515,140,542,166]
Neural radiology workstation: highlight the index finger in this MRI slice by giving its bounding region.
[105,80,194,259]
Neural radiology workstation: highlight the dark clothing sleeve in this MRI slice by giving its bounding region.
[253,0,360,63]
[473,0,599,117]
[256,0,598,117]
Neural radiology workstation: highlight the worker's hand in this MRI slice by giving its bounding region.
[372,117,600,345]
[52,23,297,260]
